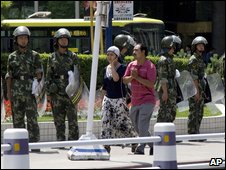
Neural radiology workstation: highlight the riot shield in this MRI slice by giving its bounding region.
[176,70,197,112]
[205,73,225,115]
[36,92,47,117]
[32,75,47,116]
[152,90,160,117]
[177,100,189,113]
[206,73,224,102]
[215,98,225,115]
[66,65,84,105]
[94,88,105,118]
[205,102,220,115]
[66,65,80,98]
[176,70,197,101]
[77,82,89,119]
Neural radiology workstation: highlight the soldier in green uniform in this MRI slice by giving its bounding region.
[156,35,182,122]
[5,26,42,151]
[187,36,208,141]
[45,28,79,141]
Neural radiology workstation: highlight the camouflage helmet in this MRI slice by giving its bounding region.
[114,34,136,56]
[191,36,208,51]
[13,26,31,37]
[161,36,174,49]
[54,28,71,39]
[161,35,181,52]
[114,34,136,50]
[171,35,182,52]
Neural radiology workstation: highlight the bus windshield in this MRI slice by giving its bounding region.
[122,23,164,55]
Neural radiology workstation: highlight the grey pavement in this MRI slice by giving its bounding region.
[1,138,225,169]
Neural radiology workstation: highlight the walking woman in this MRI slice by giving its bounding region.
[101,46,137,153]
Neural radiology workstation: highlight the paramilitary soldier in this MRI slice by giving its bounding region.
[187,36,208,141]
[114,34,136,61]
[5,26,42,151]
[156,35,182,122]
[45,28,79,141]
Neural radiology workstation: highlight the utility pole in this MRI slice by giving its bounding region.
[34,1,39,12]
[75,1,80,18]
[105,1,113,52]
[68,1,111,160]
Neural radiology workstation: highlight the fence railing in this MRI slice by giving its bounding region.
[1,123,225,169]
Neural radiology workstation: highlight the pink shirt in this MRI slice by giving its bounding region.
[124,59,156,106]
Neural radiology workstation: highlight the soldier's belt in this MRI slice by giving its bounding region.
[13,75,33,80]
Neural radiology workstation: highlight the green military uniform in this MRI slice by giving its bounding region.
[187,52,206,134]
[45,50,79,141]
[156,53,177,122]
[6,50,42,142]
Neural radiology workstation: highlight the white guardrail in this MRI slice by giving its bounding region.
[1,123,225,169]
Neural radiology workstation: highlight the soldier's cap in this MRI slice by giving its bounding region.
[107,46,120,57]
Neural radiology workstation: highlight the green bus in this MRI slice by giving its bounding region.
[1,16,164,54]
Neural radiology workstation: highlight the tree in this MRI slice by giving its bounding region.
[205,53,225,80]
[47,1,75,18]
[1,1,12,20]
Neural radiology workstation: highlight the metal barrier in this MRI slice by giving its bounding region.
[1,123,225,169]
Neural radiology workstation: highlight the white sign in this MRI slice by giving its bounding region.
[113,1,133,20]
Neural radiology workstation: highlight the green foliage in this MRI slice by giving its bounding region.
[205,53,225,79]
[47,1,75,19]
[174,57,189,71]
[1,1,12,8]
[1,53,8,77]
[1,53,190,90]
[38,106,222,122]
[176,49,191,58]
[1,1,12,20]
[176,106,221,117]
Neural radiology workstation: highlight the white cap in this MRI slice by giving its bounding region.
[107,46,120,57]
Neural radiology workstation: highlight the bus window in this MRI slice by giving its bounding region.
[1,37,13,52]
[69,37,90,54]
[137,28,162,55]
[122,23,164,55]
[30,37,51,53]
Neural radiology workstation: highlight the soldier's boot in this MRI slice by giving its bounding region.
[104,145,111,153]
[131,143,138,153]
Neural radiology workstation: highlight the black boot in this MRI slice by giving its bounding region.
[104,145,111,153]
[131,143,138,153]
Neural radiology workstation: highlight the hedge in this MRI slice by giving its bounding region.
[1,53,189,90]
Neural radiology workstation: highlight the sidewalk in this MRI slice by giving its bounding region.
[2,138,224,169]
